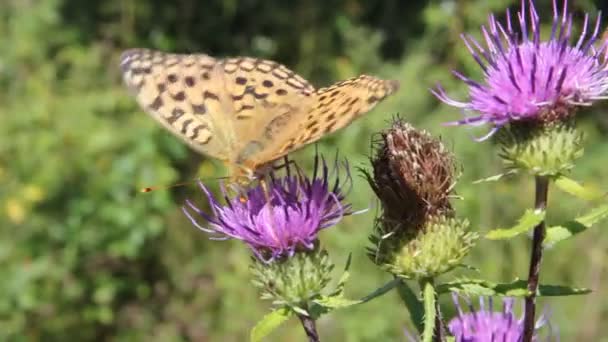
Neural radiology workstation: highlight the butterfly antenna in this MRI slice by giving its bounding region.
[140,176,230,193]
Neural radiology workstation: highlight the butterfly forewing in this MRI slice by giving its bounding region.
[120,48,235,161]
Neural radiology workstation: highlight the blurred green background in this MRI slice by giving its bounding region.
[2,0,608,340]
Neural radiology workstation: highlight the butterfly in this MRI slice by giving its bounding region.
[120,48,399,183]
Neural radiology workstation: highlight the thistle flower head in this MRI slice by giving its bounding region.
[405,295,557,341]
[366,119,476,279]
[448,295,556,342]
[183,154,352,262]
[367,119,458,232]
[433,0,608,137]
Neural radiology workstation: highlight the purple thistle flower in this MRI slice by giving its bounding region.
[432,0,608,139]
[183,155,352,262]
[447,294,556,342]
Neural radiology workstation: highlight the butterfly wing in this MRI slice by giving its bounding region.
[120,48,399,179]
[120,48,237,161]
[215,57,316,170]
[243,74,400,167]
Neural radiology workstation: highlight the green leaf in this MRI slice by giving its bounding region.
[250,308,292,342]
[359,278,401,304]
[397,280,425,334]
[311,277,400,316]
[290,305,309,317]
[437,278,511,297]
[535,284,592,296]
[473,170,518,184]
[437,278,590,297]
[454,264,480,273]
[313,296,360,309]
[421,281,436,342]
[447,337,456,342]
[544,204,608,247]
[329,253,352,297]
[486,209,545,240]
[554,176,605,201]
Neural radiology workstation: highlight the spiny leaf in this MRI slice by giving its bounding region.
[396,280,424,334]
[312,296,360,309]
[437,278,590,297]
[250,308,292,342]
[454,264,481,273]
[486,209,545,240]
[290,305,309,317]
[554,175,605,201]
[310,276,400,315]
[359,278,401,304]
[473,170,518,184]
[544,204,608,247]
[421,281,436,342]
[329,253,352,297]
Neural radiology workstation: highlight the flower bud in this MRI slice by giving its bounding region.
[250,245,334,306]
[366,119,477,279]
[496,119,584,176]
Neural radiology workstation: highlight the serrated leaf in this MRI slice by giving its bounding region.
[544,204,608,247]
[437,278,590,297]
[437,278,505,297]
[486,209,545,240]
[421,281,436,342]
[311,278,400,317]
[535,284,591,296]
[307,302,329,318]
[554,176,605,201]
[396,280,424,334]
[329,253,352,297]
[454,264,480,273]
[473,170,518,184]
[313,295,360,309]
[359,278,400,304]
[250,308,292,342]
[290,305,309,317]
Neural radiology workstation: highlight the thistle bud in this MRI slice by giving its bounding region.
[366,119,477,279]
[250,245,334,306]
[496,119,584,176]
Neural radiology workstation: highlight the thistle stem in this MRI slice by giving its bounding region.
[523,175,549,342]
[420,279,446,342]
[433,291,446,342]
[297,312,320,342]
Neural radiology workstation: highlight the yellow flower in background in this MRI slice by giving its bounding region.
[6,199,26,224]
[23,185,44,203]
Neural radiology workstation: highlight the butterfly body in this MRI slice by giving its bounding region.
[120,48,399,183]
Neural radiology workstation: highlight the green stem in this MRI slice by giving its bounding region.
[420,279,445,342]
[522,175,550,342]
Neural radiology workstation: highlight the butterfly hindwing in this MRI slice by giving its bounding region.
[217,57,316,168]
[248,75,400,164]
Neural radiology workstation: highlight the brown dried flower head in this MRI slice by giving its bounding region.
[367,119,458,234]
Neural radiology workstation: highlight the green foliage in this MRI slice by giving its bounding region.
[1,0,608,340]
[485,209,546,240]
[544,204,608,247]
[554,175,606,202]
[437,278,591,297]
[250,308,292,342]
[396,281,424,335]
